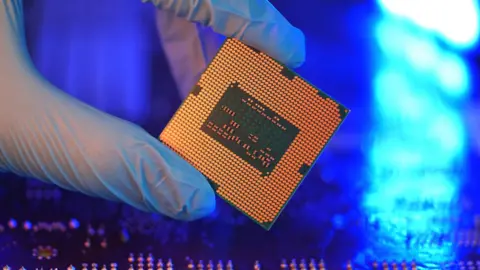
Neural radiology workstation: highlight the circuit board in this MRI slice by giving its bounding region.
[159,38,350,230]
[1,175,479,268]
[3,253,480,269]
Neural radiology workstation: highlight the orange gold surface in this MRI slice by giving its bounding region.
[160,38,349,229]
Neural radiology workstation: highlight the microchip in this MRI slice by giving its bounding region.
[159,38,350,230]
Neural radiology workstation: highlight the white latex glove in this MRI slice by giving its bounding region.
[0,0,305,221]
[0,0,214,221]
[152,0,306,98]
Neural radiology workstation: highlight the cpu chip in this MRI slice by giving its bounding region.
[159,38,349,230]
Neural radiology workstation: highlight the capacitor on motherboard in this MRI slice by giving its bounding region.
[7,218,17,229]
[138,254,145,264]
[197,260,205,270]
[84,238,91,248]
[68,218,80,229]
[290,259,298,270]
[217,260,224,270]
[88,224,96,236]
[253,260,261,270]
[411,260,417,270]
[299,259,306,270]
[23,221,32,231]
[97,224,105,237]
[147,254,154,263]
[128,253,135,263]
[101,238,108,249]
[226,260,234,270]
[318,259,326,270]
[157,259,164,270]
[166,258,174,270]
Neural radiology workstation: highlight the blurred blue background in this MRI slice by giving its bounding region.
[1,0,480,268]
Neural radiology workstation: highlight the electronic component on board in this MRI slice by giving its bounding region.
[1,258,478,269]
[159,38,349,230]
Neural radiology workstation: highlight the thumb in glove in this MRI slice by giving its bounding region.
[0,0,215,221]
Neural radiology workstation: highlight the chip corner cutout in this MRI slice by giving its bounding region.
[160,38,349,229]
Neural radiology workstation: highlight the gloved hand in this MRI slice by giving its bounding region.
[154,0,307,98]
[148,0,306,68]
[0,0,305,220]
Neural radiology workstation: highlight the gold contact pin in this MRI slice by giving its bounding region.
[159,38,349,230]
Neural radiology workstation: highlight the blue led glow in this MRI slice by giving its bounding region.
[365,13,469,261]
[374,19,471,99]
[376,0,480,49]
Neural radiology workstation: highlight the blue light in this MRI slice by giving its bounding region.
[373,69,425,120]
[435,53,470,98]
[376,0,480,49]
[374,19,471,99]
[364,14,468,261]
[427,111,466,154]
[29,0,152,123]
[68,218,80,229]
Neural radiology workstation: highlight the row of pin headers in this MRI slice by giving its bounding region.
[6,259,480,270]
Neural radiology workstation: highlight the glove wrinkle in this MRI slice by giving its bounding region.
[146,0,306,68]
[0,0,304,221]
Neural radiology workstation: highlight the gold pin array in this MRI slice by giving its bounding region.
[160,38,349,229]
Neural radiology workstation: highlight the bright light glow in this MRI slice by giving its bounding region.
[369,138,458,171]
[377,0,480,48]
[374,19,471,99]
[427,112,466,153]
[373,69,429,120]
[364,15,468,262]
[435,53,470,98]
[365,174,457,205]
